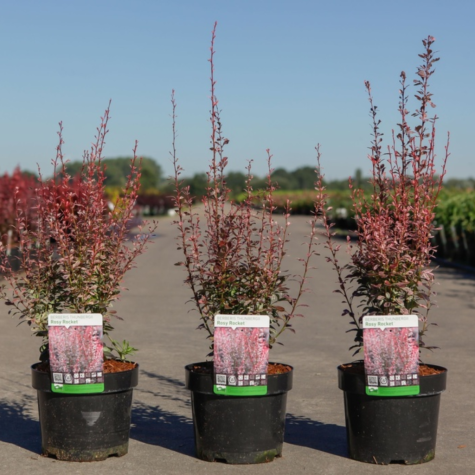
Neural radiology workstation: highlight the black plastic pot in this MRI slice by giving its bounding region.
[338,363,447,464]
[185,361,293,464]
[31,363,139,462]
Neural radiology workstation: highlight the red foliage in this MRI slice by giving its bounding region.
[0,103,157,360]
[172,23,319,352]
[315,36,449,354]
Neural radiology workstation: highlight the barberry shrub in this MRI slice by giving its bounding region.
[172,23,318,353]
[0,104,157,361]
[315,36,449,354]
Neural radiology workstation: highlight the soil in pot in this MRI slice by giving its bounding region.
[185,362,293,464]
[32,360,138,462]
[338,362,447,465]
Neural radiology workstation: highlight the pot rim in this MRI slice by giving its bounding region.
[337,361,447,396]
[185,361,293,395]
[31,361,139,393]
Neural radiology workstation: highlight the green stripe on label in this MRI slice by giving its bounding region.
[51,383,105,394]
[366,385,420,397]
[213,385,268,396]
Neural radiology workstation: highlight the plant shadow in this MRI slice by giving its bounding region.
[0,397,40,453]
[139,369,187,390]
[131,369,195,457]
[285,413,347,458]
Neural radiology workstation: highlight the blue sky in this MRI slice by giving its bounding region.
[0,1,473,180]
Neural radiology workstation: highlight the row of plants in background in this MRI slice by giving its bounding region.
[0,176,172,244]
[0,168,37,249]
[235,186,475,267]
[234,188,356,228]
[3,170,471,244]
[432,189,475,266]
[1,155,473,227]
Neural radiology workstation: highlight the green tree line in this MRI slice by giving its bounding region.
[65,157,163,191]
[16,158,475,197]
[163,166,373,198]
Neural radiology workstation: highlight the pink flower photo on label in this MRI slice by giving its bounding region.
[49,325,103,374]
[364,327,419,376]
[214,327,269,376]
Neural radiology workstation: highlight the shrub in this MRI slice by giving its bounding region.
[0,104,157,360]
[172,23,318,353]
[315,36,449,353]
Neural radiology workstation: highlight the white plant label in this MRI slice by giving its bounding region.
[363,315,420,397]
[213,314,270,396]
[48,313,104,394]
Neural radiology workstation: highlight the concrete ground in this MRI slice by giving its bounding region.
[1,213,474,474]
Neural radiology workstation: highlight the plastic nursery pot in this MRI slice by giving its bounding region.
[338,363,447,465]
[185,361,293,464]
[31,362,139,462]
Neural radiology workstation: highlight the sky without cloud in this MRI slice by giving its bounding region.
[0,1,472,181]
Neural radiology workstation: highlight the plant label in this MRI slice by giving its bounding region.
[48,313,104,394]
[213,314,269,396]
[363,315,420,396]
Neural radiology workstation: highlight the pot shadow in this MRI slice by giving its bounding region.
[131,369,195,456]
[130,402,194,456]
[0,398,40,453]
[285,413,347,458]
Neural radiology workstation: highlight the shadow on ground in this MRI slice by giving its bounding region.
[131,402,194,456]
[131,369,195,456]
[0,374,347,460]
[285,413,347,458]
[133,371,348,458]
[0,398,40,453]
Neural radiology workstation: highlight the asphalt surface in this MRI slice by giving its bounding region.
[1,213,474,474]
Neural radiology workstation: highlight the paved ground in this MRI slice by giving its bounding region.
[1,213,474,474]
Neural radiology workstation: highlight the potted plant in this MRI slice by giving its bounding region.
[315,36,449,464]
[0,104,157,462]
[172,23,318,464]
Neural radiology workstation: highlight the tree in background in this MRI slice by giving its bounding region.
[443,177,475,190]
[225,171,247,196]
[270,167,298,190]
[66,157,163,191]
[291,166,317,190]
